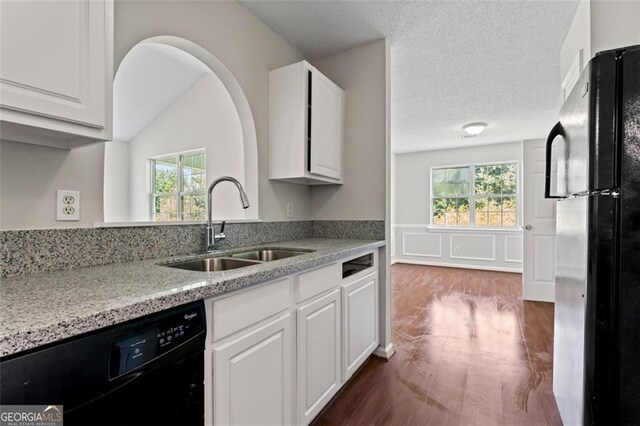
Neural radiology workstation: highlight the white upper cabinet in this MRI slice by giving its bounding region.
[269,61,344,185]
[310,72,343,180]
[0,0,113,149]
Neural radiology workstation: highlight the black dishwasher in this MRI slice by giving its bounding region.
[0,301,206,426]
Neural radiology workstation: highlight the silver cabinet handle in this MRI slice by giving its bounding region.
[525,225,533,230]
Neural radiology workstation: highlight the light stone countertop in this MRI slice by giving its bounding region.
[0,238,384,357]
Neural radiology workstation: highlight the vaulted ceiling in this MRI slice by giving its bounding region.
[113,43,211,141]
[241,0,580,152]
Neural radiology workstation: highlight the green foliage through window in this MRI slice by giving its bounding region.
[152,152,206,221]
[432,163,517,228]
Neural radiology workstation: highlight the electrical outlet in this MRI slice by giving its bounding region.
[286,202,294,218]
[56,190,80,221]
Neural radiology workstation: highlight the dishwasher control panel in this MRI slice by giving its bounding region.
[110,303,205,379]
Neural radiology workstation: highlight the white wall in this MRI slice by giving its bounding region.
[560,0,590,81]
[0,141,104,229]
[123,73,244,221]
[393,142,523,272]
[310,40,388,220]
[561,0,640,93]
[103,140,129,222]
[590,1,640,55]
[1,1,391,229]
[114,0,312,222]
[0,0,310,229]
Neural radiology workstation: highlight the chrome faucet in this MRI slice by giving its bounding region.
[205,176,250,252]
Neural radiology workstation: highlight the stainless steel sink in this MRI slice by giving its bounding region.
[166,257,260,272]
[230,249,309,262]
[163,248,312,272]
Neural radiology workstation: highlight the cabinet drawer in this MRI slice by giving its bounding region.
[295,263,340,303]
[212,277,292,341]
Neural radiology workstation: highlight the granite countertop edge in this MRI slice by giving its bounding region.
[0,238,385,357]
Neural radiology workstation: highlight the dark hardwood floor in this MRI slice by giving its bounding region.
[312,264,561,426]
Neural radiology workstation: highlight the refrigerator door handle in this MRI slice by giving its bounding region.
[545,121,567,199]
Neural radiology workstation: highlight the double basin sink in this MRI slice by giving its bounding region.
[164,249,311,272]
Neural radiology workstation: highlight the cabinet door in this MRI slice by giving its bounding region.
[0,0,111,129]
[310,72,343,180]
[342,273,378,380]
[212,313,293,425]
[297,289,341,424]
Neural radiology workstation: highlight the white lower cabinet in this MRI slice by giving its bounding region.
[211,313,293,426]
[205,251,379,425]
[342,272,379,381]
[296,289,341,425]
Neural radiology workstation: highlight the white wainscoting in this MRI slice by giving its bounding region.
[505,235,524,263]
[392,225,522,273]
[449,234,495,261]
[402,233,442,258]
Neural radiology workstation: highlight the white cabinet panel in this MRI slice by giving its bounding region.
[268,61,344,185]
[212,278,291,342]
[212,313,293,426]
[267,63,306,180]
[297,289,341,424]
[295,263,340,303]
[1,1,81,99]
[310,72,343,180]
[342,272,378,380]
[0,0,113,147]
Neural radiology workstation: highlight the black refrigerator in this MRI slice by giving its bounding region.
[545,44,640,425]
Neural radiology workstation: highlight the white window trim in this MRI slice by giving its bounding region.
[151,149,206,221]
[426,225,522,234]
[429,160,520,229]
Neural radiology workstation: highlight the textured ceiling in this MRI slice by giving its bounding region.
[241,0,580,152]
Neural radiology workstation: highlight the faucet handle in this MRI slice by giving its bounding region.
[219,221,226,234]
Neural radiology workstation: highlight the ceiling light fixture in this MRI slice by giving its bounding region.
[462,122,487,137]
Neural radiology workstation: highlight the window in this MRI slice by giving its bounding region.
[432,162,517,228]
[152,151,206,221]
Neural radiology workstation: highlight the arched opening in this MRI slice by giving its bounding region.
[104,36,258,223]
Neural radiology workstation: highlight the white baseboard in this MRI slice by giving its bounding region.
[373,343,395,360]
[393,259,522,274]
